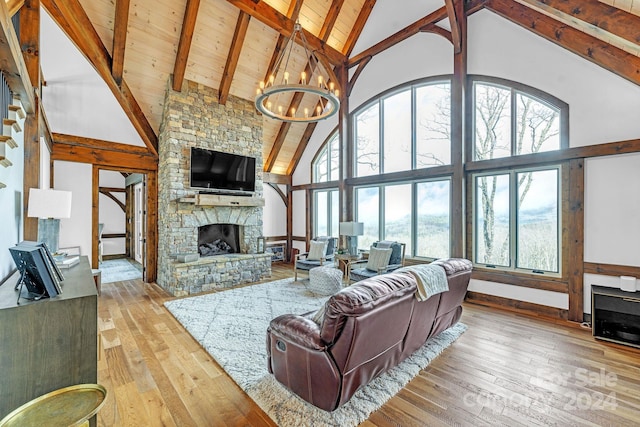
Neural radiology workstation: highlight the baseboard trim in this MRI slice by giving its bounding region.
[465,291,569,321]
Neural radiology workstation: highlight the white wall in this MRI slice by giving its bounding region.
[54,161,92,259]
[292,8,640,313]
[0,108,25,282]
[40,10,146,147]
[99,170,126,256]
[263,184,287,237]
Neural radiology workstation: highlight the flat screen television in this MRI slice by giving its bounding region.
[190,147,256,194]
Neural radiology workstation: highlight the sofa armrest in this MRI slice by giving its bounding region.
[268,314,326,351]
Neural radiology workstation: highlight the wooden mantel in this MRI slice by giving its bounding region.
[179,193,265,207]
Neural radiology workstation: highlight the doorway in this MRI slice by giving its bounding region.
[93,165,157,283]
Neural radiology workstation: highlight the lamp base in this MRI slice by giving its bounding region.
[38,218,60,253]
[347,236,358,256]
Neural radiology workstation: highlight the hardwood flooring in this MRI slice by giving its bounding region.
[97,264,640,426]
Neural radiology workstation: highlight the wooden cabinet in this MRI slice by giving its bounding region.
[591,285,640,349]
[0,256,98,423]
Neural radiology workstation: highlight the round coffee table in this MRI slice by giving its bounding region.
[0,384,107,427]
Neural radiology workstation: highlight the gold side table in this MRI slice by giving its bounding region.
[0,384,107,427]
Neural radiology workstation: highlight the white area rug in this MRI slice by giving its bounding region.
[99,258,142,284]
[164,278,466,426]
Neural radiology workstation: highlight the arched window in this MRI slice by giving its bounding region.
[470,76,568,274]
[312,131,339,183]
[354,80,451,177]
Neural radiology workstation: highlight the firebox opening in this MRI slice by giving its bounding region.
[198,224,240,257]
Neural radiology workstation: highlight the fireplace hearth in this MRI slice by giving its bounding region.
[198,224,240,257]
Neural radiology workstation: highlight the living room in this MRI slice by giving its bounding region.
[1,0,640,425]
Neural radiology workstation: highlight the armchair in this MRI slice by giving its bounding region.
[293,236,337,280]
[348,241,406,282]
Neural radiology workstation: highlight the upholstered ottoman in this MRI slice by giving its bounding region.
[308,265,343,295]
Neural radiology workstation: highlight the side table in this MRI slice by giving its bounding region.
[334,254,361,280]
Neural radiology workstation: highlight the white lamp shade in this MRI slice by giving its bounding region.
[339,221,364,236]
[28,188,73,219]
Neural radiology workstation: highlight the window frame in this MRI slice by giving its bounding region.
[468,76,569,277]
[472,165,562,276]
[355,176,452,260]
[352,76,453,178]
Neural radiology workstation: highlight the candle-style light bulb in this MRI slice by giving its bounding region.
[267,101,272,110]
[284,71,289,84]
[335,89,340,98]
[290,107,296,116]
[301,71,306,85]
[316,105,322,115]
[278,105,283,114]
[329,81,335,92]
[318,75,323,88]
[259,81,265,89]
[304,108,309,118]
[269,75,275,85]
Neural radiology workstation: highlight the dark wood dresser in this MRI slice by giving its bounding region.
[0,256,98,423]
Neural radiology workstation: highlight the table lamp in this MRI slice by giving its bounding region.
[27,188,72,253]
[339,221,364,256]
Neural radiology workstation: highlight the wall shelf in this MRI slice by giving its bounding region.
[179,194,265,207]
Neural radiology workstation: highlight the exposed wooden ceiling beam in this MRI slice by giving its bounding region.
[0,0,34,113]
[342,0,376,57]
[319,0,346,41]
[111,0,130,86]
[348,6,448,68]
[99,187,126,211]
[52,132,153,154]
[518,0,640,54]
[19,0,39,89]
[51,133,157,170]
[219,11,251,105]
[262,1,303,88]
[266,1,342,174]
[42,0,158,156]
[263,172,291,185]
[172,0,200,92]
[486,0,640,86]
[444,0,461,53]
[287,0,304,20]
[224,0,345,65]
[422,24,452,43]
[6,0,24,17]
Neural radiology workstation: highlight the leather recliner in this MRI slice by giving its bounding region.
[266,257,473,411]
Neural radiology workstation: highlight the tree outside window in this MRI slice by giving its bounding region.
[473,81,562,273]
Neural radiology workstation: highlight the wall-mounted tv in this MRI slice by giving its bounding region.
[190,147,256,194]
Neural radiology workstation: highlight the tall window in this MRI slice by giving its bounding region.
[313,132,340,183]
[472,78,566,274]
[314,189,339,237]
[355,80,452,177]
[356,179,450,258]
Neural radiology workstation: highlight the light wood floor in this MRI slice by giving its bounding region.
[97,264,640,426]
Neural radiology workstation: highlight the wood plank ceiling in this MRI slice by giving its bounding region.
[28,0,640,175]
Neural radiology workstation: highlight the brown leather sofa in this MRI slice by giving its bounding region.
[266,258,473,411]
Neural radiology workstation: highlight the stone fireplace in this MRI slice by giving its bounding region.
[198,224,240,256]
[156,80,271,296]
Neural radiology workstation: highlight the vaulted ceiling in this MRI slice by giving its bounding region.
[11,0,640,175]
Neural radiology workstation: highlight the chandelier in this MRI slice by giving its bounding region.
[255,22,340,123]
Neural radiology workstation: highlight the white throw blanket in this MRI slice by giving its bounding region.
[396,264,448,301]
